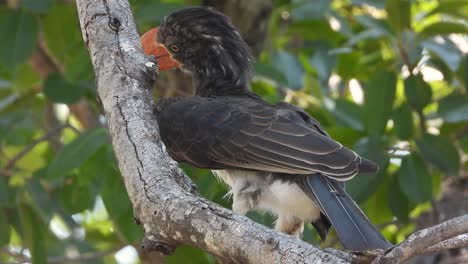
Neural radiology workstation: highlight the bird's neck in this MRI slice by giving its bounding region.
[191,54,251,97]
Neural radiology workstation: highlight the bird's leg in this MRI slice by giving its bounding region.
[275,215,304,238]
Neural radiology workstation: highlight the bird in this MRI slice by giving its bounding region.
[140,6,393,252]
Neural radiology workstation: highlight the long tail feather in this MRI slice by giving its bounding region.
[300,174,393,252]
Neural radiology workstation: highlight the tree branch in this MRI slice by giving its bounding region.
[73,0,357,263]
[373,215,468,264]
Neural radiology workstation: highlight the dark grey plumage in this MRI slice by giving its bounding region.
[151,7,392,252]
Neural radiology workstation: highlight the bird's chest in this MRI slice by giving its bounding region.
[211,169,320,221]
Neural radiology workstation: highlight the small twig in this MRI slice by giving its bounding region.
[372,215,468,264]
[4,124,67,171]
[417,110,427,134]
[421,234,468,255]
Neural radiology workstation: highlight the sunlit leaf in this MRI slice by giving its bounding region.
[419,22,468,39]
[426,0,468,19]
[416,133,460,175]
[385,0,411,33]
[397,154,432,203]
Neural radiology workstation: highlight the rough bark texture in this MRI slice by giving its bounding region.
[373,215,468,264]
[74,0,353,263]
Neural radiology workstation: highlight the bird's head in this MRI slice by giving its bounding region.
[141,7,253,96]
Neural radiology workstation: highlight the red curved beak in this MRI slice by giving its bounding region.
[140,27,181,71]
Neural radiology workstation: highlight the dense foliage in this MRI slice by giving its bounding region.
[0,0,467,263]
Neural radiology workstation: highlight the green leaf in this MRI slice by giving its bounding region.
[271,50,304,90]
[0,209,10,246]
[388,177,413,223]
[26,176,54,223]
[363,70,397,136]
[0,177,10,206]
[101,167,132,218]
[393,103,413,140]
[135,2,185,24]
[18,204,47,264]
[416,133,460,175]
[385,0,411,33]
[422,39,462,71]
[459,134,468,153]
[419,22,468,39]
[397,154,432,203]
[47,129,107,180]
[437,93,468,123]
[347,137,388,202]
[326,126,364,147]
[43,4,82,63]
[22,0,55,13]
[291,0,330,20]
[253,62,288,84]
[114,207,143,243]
[0,8,38,67]
[43,73,85,104]
[404,74,432,111]
[351,0,385,9]
[426,0,468,19]
[308,43,336,82]
[168,245,215,264]
[330,99,364,131]
[59,179,93,214]
[458,54,468,93]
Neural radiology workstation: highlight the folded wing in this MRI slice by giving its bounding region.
[156,96,376,180]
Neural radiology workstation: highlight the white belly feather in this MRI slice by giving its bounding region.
[211,169,321,223]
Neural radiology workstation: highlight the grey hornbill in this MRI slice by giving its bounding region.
[141,7,392,252]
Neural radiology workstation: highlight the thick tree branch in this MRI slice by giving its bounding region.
[74,0,353,263]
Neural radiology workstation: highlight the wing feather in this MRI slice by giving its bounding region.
[156,97,377,180]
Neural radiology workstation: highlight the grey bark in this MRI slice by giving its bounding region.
[74,0,352,263]
[373,215,468,264]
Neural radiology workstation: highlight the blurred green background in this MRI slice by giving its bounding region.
[0,0,467,263]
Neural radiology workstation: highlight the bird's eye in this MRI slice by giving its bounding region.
[170,45,179,52]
